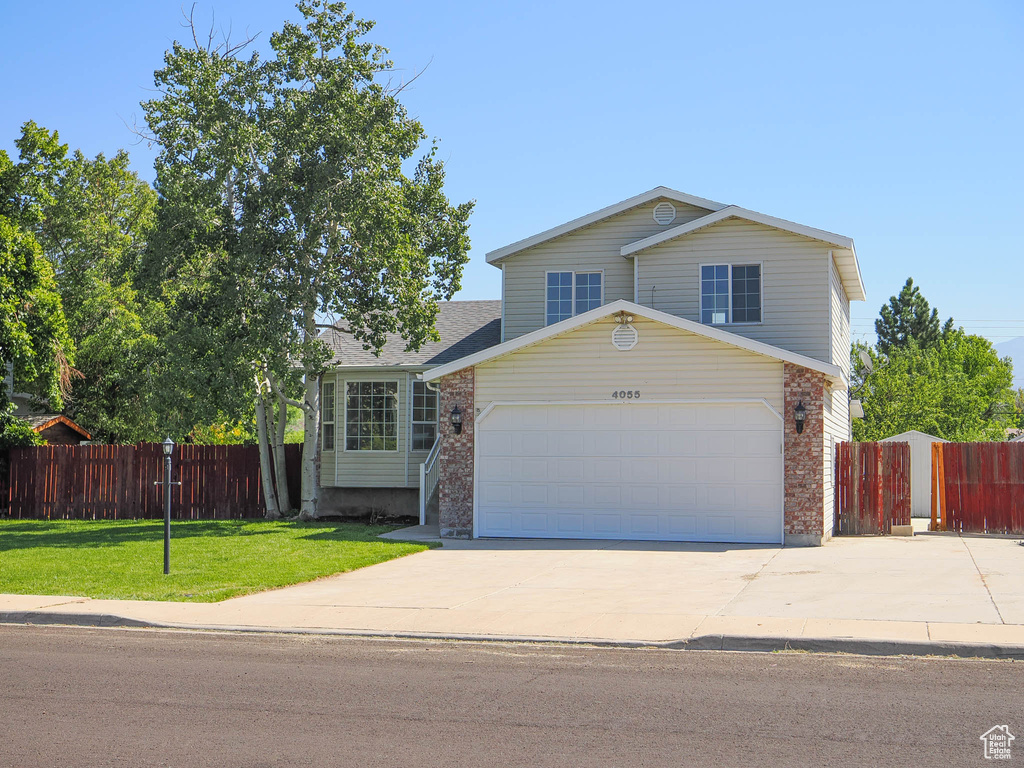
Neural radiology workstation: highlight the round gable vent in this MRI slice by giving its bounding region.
[653,201,676,225]
[611,323,639,351]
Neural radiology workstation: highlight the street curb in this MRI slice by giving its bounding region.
[3,611,1024,659]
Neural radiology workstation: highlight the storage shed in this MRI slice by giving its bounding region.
[879,430,947,518]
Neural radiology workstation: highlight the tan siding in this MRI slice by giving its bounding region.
[821,383,851,539]
[476,316,784,415]
[822,255,852,538]
[320,369,433,489]
[501,200,712,340]
[635,219,832,363]
[829,253,851,377]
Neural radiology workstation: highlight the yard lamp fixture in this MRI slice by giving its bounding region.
[794,401,807,435]
[450,404,463,435]
[155,437,180,575]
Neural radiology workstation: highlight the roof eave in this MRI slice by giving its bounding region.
[421,300,846,388]
[620,206,866,302]
[485,187,726,264]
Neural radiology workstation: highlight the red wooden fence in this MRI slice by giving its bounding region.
[932,442,1024,535]
[834,441,911,535]
[0,443,301,520]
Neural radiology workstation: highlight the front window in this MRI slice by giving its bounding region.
[546,271,602,325]
[411,381,438,451]
[701,264,761,324]
[321,381,335,451]
[345,381,398,451]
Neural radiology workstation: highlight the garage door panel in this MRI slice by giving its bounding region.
[593,514,623,535]
[476,403,783,544]
[520,484,549,504]
[591,485,622,506]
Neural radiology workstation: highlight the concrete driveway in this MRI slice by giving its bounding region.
[218,531,1024,641]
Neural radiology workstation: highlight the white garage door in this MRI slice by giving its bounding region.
[476,402,783,543]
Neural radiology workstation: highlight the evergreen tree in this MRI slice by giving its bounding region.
[875,277,953,355]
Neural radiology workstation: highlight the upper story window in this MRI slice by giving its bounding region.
[411,381,438,451]
[546,271,602,325]
[345,381,398,451]
[700,264,761,325]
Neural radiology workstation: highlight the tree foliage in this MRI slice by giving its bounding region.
[141,1,473,517]
[0,135,75,431]
[852,331,1015,441]
[5,122,164,443]
[875,277,954,355]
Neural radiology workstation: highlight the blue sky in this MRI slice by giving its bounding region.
[3,0,1022,354]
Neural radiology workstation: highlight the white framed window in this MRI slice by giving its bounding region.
[411,381,438,451]
[321,380,336,451]
[700,263,762,324]
[344,381,399,451]
[546,271,603,325]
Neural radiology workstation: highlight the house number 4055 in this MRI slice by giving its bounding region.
[612,390,640,399]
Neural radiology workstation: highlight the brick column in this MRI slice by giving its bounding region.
[438,368,474,538]
[784,362,827,546]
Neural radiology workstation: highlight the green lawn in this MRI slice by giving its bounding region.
[0,519,434,602]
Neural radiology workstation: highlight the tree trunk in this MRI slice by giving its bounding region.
[255,382,281,520]
[297,370,320,521]
[273,394,292,513]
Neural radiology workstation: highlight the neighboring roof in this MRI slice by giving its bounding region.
[485,187,727,264]
[421,299,847,388]
[322,300,502,368]
[22,414,92,440]
[879,430,948,443]
[1008,428,1024,442]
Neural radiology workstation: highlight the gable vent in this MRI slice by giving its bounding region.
[653,201,676,225]
[611,323,639,351]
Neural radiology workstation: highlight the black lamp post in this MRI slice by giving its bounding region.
[794,401,807,435]
[450,405,463,435]
[161,438,174,575]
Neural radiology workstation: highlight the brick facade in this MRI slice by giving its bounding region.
[438,368,475,538]
[783,362,827,545]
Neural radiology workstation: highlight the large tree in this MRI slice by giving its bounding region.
[5,122,164,443]
[141,1,473,518]
[0,143,75,447]
[852,331,1014,441]
[875,277,954,355]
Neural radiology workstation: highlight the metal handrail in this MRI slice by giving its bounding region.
[418,437,442,525]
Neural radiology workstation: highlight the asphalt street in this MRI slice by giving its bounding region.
[0,625,1020,767]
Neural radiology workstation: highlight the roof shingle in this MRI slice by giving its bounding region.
[322,300,502,368]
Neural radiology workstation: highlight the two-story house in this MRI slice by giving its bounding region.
[319,187,864,545]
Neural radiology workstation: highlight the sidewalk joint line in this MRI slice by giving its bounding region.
[714,547,784,617]
[960,535,1006,625]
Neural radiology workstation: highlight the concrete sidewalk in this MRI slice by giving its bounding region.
[3,529,1024,657]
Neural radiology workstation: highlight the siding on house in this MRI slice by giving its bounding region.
[820,383,851,538]
[633,219,834,364]
[500,199,713,341]
[319,368,435,489]
[829,253,851,377]
[822,252,853,538]
[474,316,784,416]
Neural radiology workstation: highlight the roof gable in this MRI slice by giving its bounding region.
[621,206,866,301]
[422,300,846,386]
[485,187,726,264]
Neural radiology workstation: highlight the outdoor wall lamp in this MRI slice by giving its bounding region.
[450,404,463,434]
[794,401,807,434]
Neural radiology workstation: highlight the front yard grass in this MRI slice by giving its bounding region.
[0,519,434,602]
